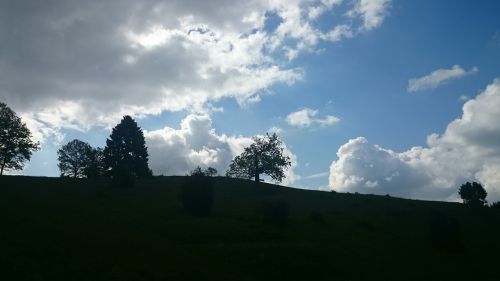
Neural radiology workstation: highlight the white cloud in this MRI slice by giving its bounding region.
[145,114,299,184]
[304,171,330,179]
[346,0,391,31]
[286,108,340,128]
[0,0,391,146]
[459,95,469,102]
[408,65,479,92]
[330,78,500,202]
[323,24,354,41]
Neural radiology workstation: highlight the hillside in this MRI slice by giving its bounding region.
[0,176,499,281]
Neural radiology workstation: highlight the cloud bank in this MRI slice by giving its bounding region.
[0,0,391,144]
[408,65,478,92]
[330,78,500,201]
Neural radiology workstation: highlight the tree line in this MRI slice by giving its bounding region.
[1,101,499,207]
[0,102,290,185]
[55,115,290,186]
[55,116,152,186]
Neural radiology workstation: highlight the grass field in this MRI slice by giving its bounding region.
[1,176,499,281]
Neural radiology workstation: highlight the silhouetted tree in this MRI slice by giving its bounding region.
[226,133,291,183]
[57,139,94,178]
[459,181,487,207]
[205,167,218,177]
[489,201,500,210]
[104,116,152,186]
[0,102,39,175]
[83,147,105,178]
[190,166,218,177]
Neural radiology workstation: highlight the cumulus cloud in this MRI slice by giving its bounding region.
[286,108,340,128]
[346,0,391,31]
[408,65,479,92]
[145,114,299,184]
[330,78,500,201]
[0,0,391,145]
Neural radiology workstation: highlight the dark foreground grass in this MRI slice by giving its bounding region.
[1,176,499,281]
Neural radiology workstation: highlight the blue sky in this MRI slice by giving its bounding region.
[2,0,500,201]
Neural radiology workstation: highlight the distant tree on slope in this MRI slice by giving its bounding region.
[459,181,487,207]
[104,116,152,185]
[226,133,291,183]
[84,147,106,178]
[0,102,39,175]
[205,167,218,177]
[57,139,94,178]
[190,166,218,177]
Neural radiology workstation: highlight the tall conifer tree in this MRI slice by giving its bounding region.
[104,116,152,181]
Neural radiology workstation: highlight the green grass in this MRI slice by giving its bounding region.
[0,176,499,281]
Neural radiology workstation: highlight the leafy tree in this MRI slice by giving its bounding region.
[190,166,205,176]
[226,133,291,183]
[458,181,487,207]
[190,166,218,177]
[0,102,39,175]
[83,147,105,178]
[57,139,94,178]
[490,202,500,209]
[104,116,152,183]
[205,167,218,177]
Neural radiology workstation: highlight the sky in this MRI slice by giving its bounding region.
[1,0,500,202]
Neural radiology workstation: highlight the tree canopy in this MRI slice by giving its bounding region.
[57,139,104,178]
[226,133,291,183]
[0,102,39,175]
[57,139,93,178]
[104,116,152,180]
[458,181,487,207]
[190,166,218,177]
[84,147,105,178]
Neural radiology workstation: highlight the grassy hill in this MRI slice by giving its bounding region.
[0,176,499,281]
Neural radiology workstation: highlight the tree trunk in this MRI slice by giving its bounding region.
[0,162,4,176]
[255,173,260,183]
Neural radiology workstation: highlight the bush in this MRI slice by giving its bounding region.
[259,198,289,225]
[428,210,463,253]
[180,174,214,217]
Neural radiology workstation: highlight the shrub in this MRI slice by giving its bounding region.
[428,210,463,253]
[259,198,289,225]
[180,174,214,217]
